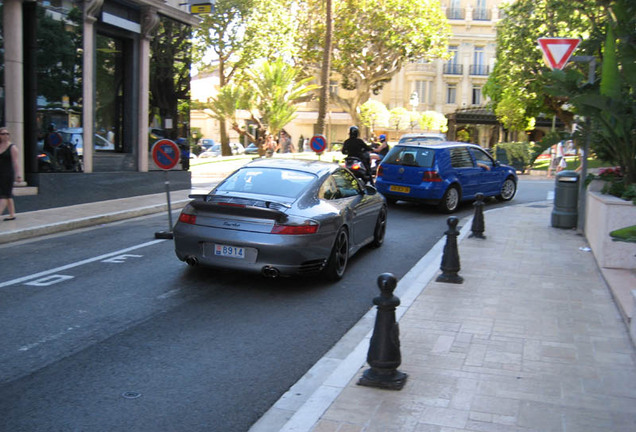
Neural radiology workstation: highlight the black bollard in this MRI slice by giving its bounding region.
[436,216,463,284]
[358,273,408,390]
[469,192,486,239]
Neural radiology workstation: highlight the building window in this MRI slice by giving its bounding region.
[472,86,482,105]
[444,45,462,75]
[414,81,428,106]
[474,0,490,20]
[447,0,463,19]
[329,80,339,95]
[447,85,456,104]
[470,47,488,75]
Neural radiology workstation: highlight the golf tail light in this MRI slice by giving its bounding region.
[423,171,442,182]
[377,166,384,177]
[271,220,319,235]
[178,213,197,225]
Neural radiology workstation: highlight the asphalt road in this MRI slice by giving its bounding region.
[0,178,552,432]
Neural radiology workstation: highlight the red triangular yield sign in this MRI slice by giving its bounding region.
[537,38,581,70]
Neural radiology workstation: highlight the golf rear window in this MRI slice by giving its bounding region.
[384,146,435,168]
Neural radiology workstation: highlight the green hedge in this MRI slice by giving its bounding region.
[492,142,534,172]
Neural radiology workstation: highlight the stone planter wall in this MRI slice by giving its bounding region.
[585,190,636,270]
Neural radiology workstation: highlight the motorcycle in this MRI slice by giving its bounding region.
[343,154,375,185]
[38,140,83,173]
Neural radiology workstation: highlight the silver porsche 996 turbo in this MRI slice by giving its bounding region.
[173,158,387,281]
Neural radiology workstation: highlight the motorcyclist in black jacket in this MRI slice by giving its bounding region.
[342,126,373,173]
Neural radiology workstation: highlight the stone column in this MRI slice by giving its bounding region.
[3,0,24,178]
[139,7,160,172]
[82,0,104,173]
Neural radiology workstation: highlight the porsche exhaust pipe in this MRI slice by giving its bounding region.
[261,266,280,278]
[185,256,199,266]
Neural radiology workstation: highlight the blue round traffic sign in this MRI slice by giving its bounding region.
[310,135,327,153]
[152,139,180,170]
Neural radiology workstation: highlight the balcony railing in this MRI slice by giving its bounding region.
[446,8,464,20]
[406,62,435,73]
[469,64,490,76]
[443,63,463,75]
[473,8,491,21]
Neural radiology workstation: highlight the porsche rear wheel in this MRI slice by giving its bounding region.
[324,228,349,281]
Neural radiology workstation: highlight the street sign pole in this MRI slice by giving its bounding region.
[156,170,175,240]
[151,139,181,239]
[570,55,597,234]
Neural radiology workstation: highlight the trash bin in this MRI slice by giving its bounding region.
[551,170,579,228]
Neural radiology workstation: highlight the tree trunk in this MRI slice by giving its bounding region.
[315,0,333,138]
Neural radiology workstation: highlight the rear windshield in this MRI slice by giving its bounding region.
[216,167,316,198]
[383,146,435,168]
[398,136,445,145]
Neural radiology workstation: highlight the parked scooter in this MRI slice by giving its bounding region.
[38,132,83,172]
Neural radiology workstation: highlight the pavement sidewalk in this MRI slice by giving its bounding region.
[253,202,636,432]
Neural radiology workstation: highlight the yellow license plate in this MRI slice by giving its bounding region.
[389,185,410,193]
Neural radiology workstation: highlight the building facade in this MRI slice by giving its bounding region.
[1,0,198,210]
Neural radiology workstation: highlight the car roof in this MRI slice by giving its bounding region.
[244,158,339,177]
[394,141,484,150]
[399,132,446,139]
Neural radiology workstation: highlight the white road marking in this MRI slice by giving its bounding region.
[18,325,81,352]
[25,274,75,287]
[102,254,143,263]
[0,240,165,288]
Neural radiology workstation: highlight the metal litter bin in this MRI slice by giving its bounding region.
[551,170,579,228]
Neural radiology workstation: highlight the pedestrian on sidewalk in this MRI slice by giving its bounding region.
[0,127,20,221]
[547,141,565,177]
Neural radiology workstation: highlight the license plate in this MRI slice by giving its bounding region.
[214,244,245,259]
[389,185,410,193]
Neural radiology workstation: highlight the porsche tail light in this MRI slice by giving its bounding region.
[178,213,197,224]
[271,220,319,235]
[423,171,442,182]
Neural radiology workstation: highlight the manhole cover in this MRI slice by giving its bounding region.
[122,391,142,399]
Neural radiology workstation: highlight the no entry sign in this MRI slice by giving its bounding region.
[152,139,180,170]
[310,135,327,153]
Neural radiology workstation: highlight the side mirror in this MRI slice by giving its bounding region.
[365,184,378,195]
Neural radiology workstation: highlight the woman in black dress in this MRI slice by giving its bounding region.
[0,127,20,220]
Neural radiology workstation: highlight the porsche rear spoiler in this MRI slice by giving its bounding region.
[188,194,288,221]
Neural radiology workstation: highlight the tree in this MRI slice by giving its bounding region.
[566,0,635,185]
[315,0,333,136]
[359,100,389,137]
[297,0,450,125]
[418,111,448,132]
[388,107,409,134]
[483,0,604,130]
[209,60,318,156]
[194,0,297,155]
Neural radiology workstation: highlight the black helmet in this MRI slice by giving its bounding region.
[349,126,359,139]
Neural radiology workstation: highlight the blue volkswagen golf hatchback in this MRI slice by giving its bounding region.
[375,141,518,213]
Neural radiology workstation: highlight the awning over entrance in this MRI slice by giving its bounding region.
[446,107,498,125]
